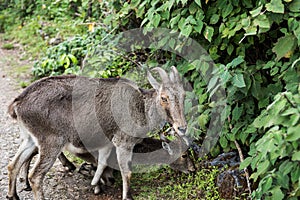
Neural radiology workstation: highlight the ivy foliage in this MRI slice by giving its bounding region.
[243,91,300,199]
[112,0,300,199]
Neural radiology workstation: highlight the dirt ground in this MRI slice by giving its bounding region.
[0,40,121,200]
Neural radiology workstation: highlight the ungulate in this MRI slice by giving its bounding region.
[7,66,187,200]
[19,136,195,195]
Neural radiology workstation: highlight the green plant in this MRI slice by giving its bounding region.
[111,0,300,198]
[2,43,14,50]
[241,91,300,199]
[132,165,221,200]
[32,35,86,78]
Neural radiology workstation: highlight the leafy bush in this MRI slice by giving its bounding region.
[111,0,300,198]
[32,36,86,77]
[32,26,136,79]
[241,91,300,199]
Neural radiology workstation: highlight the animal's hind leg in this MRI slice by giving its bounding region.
[58,153,76,171]
[19,151,74,192]
[19,149,38,191]
[28,144,62,200]
[7,138,37,200]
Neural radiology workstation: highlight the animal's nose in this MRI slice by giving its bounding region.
[178,127,187,134]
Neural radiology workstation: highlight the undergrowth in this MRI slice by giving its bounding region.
[116,165,222,200]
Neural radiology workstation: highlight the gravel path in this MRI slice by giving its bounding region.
[0,42,120,200]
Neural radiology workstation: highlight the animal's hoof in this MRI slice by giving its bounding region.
[6,195,20,200]
[123,194,134,200]
[78,163,94,175]
[64,163,76,172]
[106,177,115,186]
[94,185,102,195]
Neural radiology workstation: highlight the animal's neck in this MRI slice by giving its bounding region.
[143,90,166,130]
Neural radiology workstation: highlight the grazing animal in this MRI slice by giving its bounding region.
[7,66,187,200]
[20,136,195,195]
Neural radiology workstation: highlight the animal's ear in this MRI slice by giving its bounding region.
[162,142,174,155]
[169,66,181,83]
[147,71,160,90]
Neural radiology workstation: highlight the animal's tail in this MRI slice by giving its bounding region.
[8,99,18,119]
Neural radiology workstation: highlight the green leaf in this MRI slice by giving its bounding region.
[219,136,228,148]
[194,20,203,33]
[292,151,300,161]
[291,165,300,183]
[289,0,300,12]
[270,186,284,200]
[203,25,214,42]
[286,126,300,141]
[279,161,295,175]
[168,38,176,49]
[210,14,219,25]
[59,54,67,66]
[152,14,161,27]
[294,25,300,46]
[251,79,262,100]
[181,0,188,6]
[281,108,298,116]
[266,0,285,14]
[232,74,246,88]
[178,17,186,30]
[198,114,209,129]
[222,4,233,18]
[207,75,218,92]
[170,14,181,27]
[272,34,297,61]
[189,2,198,14]
[181,24,193,37]
[232,104,243,121]
[269,97,287,115]
[253,14,271,33]
[228,56,244,68]
[220,69,232,84]
[250,5,263,17]
[256,159,270,176]
[244,25,257,36]
[195,0,201,7]
[240,157,252,169]
[227,44,234,55]
[68,54,78,65]
[262,176,273,193]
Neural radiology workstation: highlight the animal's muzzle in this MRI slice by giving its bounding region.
[178,127,187,135]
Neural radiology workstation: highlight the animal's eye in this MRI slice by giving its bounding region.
[161,97,168,103]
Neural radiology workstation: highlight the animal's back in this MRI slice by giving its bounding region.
[8,75,146,147]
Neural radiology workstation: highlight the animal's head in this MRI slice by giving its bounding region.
[161,135,195,173]
[147,66,187,136]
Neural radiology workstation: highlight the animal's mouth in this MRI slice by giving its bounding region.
[162,125,192,147]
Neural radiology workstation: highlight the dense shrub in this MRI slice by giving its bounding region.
[110,0,300,198]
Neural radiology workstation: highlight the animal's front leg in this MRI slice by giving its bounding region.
[91,146,112,186]
[116,146,134,200]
